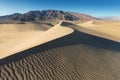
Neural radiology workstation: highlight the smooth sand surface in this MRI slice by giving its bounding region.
[77,20,120,42]
[0,21,74,59]
[0,22,50,32]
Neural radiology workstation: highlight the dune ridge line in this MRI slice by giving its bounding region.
[0,21,74,59]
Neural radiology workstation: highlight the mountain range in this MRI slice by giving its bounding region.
[99,16,120,21]
[0,10,95,23]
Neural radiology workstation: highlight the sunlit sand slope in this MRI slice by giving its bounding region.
[0,22,74,59]
[77,20,120,42]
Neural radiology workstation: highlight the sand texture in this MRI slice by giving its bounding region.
[0,21,120,80]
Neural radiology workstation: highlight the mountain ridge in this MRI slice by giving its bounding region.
[0,10,95,23]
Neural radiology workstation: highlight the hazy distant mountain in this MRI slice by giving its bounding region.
[99,16,120,21]
[0,10,95,23]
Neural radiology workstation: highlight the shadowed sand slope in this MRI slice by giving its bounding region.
[77,20,120,42]
[1,28,120,79]
[0,21,73,59]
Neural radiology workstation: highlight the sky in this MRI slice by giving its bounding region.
[0,0,120,17]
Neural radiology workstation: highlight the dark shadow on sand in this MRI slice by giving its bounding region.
[0,30,120,66]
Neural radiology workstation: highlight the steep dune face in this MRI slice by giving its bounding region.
[1,24,120,79]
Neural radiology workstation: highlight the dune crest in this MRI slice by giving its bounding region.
[0,21,74,59]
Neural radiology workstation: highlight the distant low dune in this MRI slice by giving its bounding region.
[0,22,51,32]
[77,20,120,42]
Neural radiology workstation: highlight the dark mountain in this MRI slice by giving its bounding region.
[0,10,95,22]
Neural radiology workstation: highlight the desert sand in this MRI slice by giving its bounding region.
[0,21,73,59]
[1,21,120,80]
[77,20,120,42]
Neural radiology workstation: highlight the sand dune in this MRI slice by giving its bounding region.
[77,20,120,42]
[1,21,120,80]
[0,21,73,59]
[1,24,120,79]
